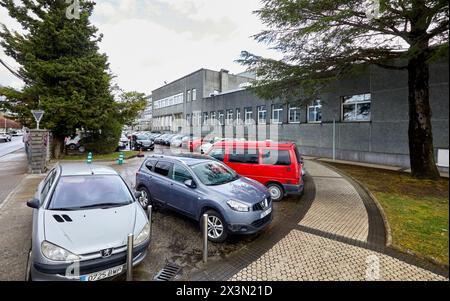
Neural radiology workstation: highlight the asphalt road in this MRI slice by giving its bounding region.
[0,136,25,158]
[0,137,28,205]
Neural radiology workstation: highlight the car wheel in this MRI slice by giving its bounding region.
[202,210,228,243]
[137,187,152,209]
[67,144,77,150]
[267,183,284,202]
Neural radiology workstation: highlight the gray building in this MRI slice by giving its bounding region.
[152,60,449,171]
[136,95,153,131]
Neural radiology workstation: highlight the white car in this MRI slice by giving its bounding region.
[65,135,81,150]
[0,132,12,142]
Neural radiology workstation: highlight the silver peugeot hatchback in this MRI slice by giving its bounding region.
[26,163,150,281]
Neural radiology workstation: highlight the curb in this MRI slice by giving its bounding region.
[0,174,27,212]
[322,162,449,271]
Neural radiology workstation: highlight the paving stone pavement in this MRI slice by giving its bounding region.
[230,230,447,281]
[299,161,369,242]
[229,160,448,281]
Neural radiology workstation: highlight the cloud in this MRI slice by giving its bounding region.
[0,0,280,94]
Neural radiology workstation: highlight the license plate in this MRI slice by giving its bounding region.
[260,207,272,219]
[80,265,124,282]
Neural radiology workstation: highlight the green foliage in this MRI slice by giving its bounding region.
[79,116,122,154]
[115,91,148,126]
[239,0,449,103]
[0,0,146,155]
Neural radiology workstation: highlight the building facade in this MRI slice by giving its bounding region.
[135,95,153,131]
[152,60,449,171]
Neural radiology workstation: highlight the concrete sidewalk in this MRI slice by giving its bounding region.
[304,156,449,178]
[0,174,44,280]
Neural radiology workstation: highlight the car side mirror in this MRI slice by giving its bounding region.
[27,198,40,209]
[184,179,197,189]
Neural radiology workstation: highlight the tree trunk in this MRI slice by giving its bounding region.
[407,52,440,179]
[52,136,65,160]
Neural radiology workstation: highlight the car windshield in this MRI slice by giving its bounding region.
[48,175,133,210]
[191,161,239,186]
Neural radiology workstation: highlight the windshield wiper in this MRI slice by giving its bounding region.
[78,202,130,209]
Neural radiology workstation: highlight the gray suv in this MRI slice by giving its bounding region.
[26,164,150,281]
[136,154,273,242]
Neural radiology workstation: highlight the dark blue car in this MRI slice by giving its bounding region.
[135,154,273,242]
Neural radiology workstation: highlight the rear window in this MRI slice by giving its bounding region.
[144,159,157,171]
[262,149,291,166]
[48,175,133,210]
[293,145,302,163]
[228,148,259,164]
[154,161,172,177]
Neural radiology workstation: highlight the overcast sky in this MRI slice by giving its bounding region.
[0,0,280,95]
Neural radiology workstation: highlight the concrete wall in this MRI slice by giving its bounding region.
[159,60,448,169]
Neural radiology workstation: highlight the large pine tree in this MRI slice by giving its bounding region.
[0,0,117,158]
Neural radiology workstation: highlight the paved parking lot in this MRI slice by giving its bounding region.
[0,146,447,281]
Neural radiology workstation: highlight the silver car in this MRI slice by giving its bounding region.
[26,164,150,281]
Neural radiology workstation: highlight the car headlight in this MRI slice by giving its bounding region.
[227,200,250,212]
[134,222,150,246]
[41,241,80,262]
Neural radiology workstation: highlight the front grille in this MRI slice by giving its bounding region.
[251,213,272,228]
[253,197,272,211]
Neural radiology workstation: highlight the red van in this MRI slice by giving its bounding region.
[206,141,304,201]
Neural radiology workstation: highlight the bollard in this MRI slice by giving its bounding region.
[202,214,208,264]
[118,152,124,166]
[147,205,152,240]
[87,152,92,164]
[126,233,134,281]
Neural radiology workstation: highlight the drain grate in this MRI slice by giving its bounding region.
[154,263,182,281]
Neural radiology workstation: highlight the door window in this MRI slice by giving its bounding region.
[145,159,157,171]
[229,149,259,164]
[154,161,172,177]
[41,169,57,201]
[262,150,292,166]
[172,164,193,183]
[209,148,225,162]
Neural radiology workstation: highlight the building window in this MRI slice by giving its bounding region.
[186,114,191,126]
[308,100,322,123]
[271,104,283,124]
[192,89,197,101]
[202,112,209,125]
[187,90,191,102]
[289,104,301,124]
[218,110,225,125]
[258,106,267,124]
[210,111,216,125]
[342,93,371,122]
[244,107,253,125]
[236,108,241,124]
[226,109,234,125]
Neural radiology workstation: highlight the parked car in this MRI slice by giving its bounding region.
[131,134,155,151]
[206,141,304,202]
[26,164,150,281]
[0,131,12,142]
[154,134,169,145]
[65,135,81,150]
[182,136,203,152]
[161,134,176,146]
[135,154,273,243]
[169,135,185,147]
[10,129,23,136]
[116,134,129,151]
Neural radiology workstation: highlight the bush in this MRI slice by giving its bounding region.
[80,118,122,154]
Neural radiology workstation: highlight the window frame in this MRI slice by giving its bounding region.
[288,104,301,124]
[244,107,253,125]
[271,104,283,124]
[307,100,322,124]
[341,93,372,122]
[257,105,267,124]
[226,109,234,125]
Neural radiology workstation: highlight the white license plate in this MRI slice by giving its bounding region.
[260,207,272,219]
[80,265,124,282]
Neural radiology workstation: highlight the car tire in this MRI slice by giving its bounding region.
[67,144,77,150]
[137,186,152,210]
[201,210,228,243]
[267,183,284,202]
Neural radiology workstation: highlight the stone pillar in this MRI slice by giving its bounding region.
[28,129,50,174]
